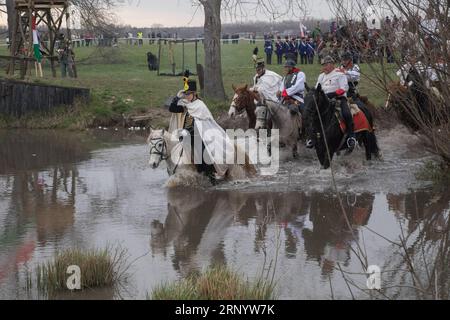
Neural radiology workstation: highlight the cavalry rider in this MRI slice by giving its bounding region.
[228,58,282,118]
[169,78,234,181]
[277,59,306,114]
[315,56,356,151]
[252,58,282,102]
[396,53,427,87]
[340,52,361,100]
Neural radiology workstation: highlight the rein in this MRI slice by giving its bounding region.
[149,136,185,176]
[149,137,168,161]
[235,90,257,114]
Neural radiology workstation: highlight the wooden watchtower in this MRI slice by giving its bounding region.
[8,0,71,78]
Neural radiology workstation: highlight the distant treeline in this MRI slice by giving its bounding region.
[117,18,334,39]
[0,18,334,40]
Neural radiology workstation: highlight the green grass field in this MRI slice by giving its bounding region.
[0,40,394,129]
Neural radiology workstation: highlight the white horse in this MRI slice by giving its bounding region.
[147,129,257,183]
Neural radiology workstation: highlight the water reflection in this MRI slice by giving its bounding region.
[151,189,377,277]
[387,190,450,239]
[0,130,91,295]
[151,187,450,299]
[0,130,91,175]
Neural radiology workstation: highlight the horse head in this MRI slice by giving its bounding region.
[232,84,259,113]
[304,84,330,122]
[147,129,168,169]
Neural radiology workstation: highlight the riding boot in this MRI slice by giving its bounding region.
[340,98,356,152]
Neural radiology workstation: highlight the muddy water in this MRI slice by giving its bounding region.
[0,128,449,300]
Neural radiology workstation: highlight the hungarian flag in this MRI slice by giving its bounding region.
[32,16,42,63]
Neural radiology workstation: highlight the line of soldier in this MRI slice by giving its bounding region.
[263,36,317,66]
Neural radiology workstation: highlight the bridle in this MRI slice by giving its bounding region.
[232,93,248,115]
[149,137,168,163]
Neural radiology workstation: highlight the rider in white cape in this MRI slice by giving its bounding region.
[169,79,249,179]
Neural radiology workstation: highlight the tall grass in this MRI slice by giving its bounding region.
[34,247,128,296]
[151,265,276,300]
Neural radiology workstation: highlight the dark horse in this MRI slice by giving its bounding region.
[388,68,442,132]
[304,85,381,169]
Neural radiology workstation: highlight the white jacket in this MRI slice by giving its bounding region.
[343,64,361,83]
[252,70,282,102]
[316,69,349,96]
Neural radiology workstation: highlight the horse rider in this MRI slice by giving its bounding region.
[340,52,361,100]
[396,53,427,87]
[312,56,356,151]
[228,59,282,118]
[277,59,306,115]
[169,78,233,182]
[427,54,447,92]
[252,58,283,102]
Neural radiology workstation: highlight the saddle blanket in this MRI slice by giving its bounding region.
[336,104,372,133]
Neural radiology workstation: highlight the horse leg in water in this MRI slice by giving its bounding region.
[362,131,372,161]
[367,131,382,160]
[293,144,299,159]
[266,118,274,157]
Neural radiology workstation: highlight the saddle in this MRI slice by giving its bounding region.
[333,98,361,116]
[282,97,301,106]
[332,99,372,134]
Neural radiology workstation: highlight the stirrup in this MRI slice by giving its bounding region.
[306,139,315,149]
[347,136,357,150]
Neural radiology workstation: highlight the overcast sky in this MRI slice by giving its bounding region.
[0,0,334,28]
[115,0,335,28]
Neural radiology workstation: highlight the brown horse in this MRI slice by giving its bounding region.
[228,84,258,129]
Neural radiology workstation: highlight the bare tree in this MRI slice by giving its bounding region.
[70,0,118,34]
[5,0,15,40]
[195,0,309,101]
[326,0,450,164]
[3,0,118,39]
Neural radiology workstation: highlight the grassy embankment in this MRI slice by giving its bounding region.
[0,40,391,130]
